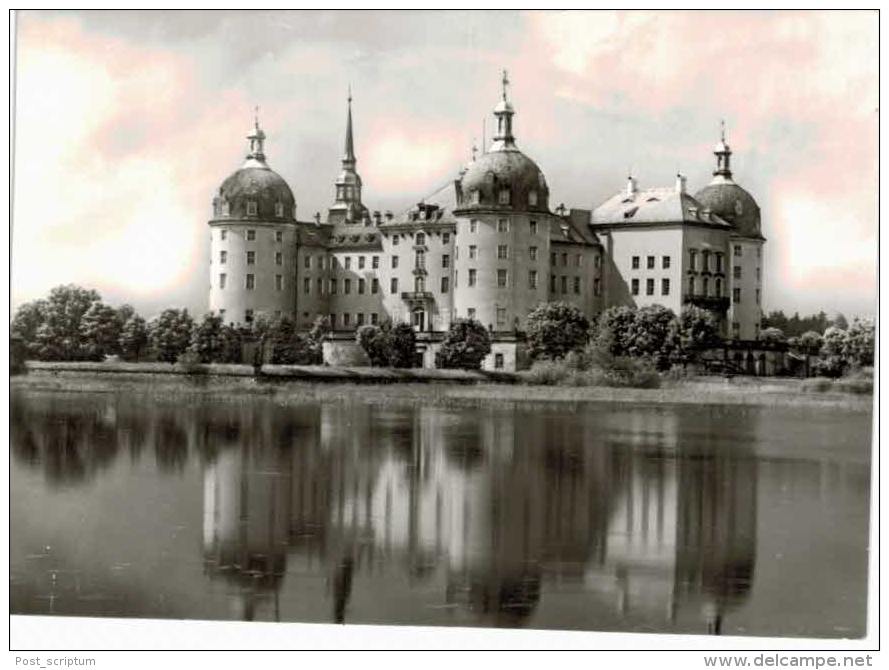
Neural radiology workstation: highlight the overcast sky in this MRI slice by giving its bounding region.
[11,10,878,319]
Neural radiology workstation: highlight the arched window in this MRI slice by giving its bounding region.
[221,200,230,216]
[471,190,481,205]
[702,277,710,296]
[499,189,511,205]
[246,200,257,216]
[715,278,722,297]
[528,190,538,207]
[688,276,695,296]
[275,201,284,217]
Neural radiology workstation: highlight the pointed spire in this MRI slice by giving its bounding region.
[343,85,356,165]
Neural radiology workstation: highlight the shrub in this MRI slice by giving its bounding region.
[526,302,590,361]
[435,319,491,370]
[149,309,194,363]
[175,350,205,374]
[520,360,571,386]
[387,323,417,368]
[356,325,390,367]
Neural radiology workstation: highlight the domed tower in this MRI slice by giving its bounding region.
[693,123,766,340]
[452,71,554,332]
[208,114,298,325]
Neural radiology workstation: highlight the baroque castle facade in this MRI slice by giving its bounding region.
[207,75,766,370]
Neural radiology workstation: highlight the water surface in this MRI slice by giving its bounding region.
[10,388,871,638]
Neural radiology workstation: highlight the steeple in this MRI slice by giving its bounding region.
[490,69,517,152]
[244,106,267,167]
[343,85,356,167]
[329,87,366,224]
[713,119,732,180]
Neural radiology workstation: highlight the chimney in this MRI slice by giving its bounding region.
[373,210,381,226]
[313,212,321,226]
[675,173,687,194]
[626,175,638,197]
[385,210,393,221]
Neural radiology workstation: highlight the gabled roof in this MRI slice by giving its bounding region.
[592,187,732,228]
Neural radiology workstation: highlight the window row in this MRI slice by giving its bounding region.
[219,229,284,242]
[220,250,284,266]
[631,255,671,271]
[687,277,723,298]
[390,231,451,246]
[631,277,671,297]
[216,201,292,218]
[550,252,587,267]
[218,273,284,291]
[331,312,382,329]
[688,250,724,273]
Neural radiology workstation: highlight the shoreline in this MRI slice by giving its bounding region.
[12,364,874,413]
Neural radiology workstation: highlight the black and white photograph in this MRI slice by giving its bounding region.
[7,8,879,658]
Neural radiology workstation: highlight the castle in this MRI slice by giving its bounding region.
[207,73,765,371]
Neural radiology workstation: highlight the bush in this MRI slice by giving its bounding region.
[435,319,491,370]
[519,351,661,389]
[175,350,205,374]
[520,360,571,386]
[356,325,390,366]
[387,323,417,368]
[526,302,590,361]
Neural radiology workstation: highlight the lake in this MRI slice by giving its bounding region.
[10,387,872,638]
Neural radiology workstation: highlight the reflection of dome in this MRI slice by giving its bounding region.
[213,166,295,221]
[457,150,549,213]
[694,181,761,238]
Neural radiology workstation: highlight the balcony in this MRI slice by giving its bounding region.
[683,294,730,312]
[401,291,434,304]
[412,266,427,276]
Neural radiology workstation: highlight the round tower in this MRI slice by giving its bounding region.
[452,71,554,332]
[208,114,298,326]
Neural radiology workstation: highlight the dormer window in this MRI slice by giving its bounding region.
[275,201,284,217]
[221,200,230,216]
[246,200,258,216]
[624,206,639,218]
[528,190,538,207]
[471,190,481,205]
[498,189,511,205]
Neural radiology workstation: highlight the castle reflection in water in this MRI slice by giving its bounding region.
[12,393,759,633]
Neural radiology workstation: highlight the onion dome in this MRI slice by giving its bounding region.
[455,70,549,213]
[212,113,296,221]
[693,121,762,239]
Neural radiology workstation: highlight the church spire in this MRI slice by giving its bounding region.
[329,87,364,223]
[713,119,732,180]
[343,85,356,166]
[490,68,516,152]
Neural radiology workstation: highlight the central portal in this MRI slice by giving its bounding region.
[411,308,425,332]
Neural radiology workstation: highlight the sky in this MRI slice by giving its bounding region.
[11,9,878,319]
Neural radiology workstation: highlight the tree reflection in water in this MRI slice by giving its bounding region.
[12,389,760,633]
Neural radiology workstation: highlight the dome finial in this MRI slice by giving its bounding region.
[720,118,726,143]
[245,105,266,165]
[713,119,732,179]
[490,69,516,151]
[501,68,510,102]
[471,138,478,162]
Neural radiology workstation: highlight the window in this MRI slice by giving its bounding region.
[756,267,761,281]
[689,250,697,271]
[632,278,639,296]
[594,278,601,296]
[415,276,425,293]
[343,313,351,327]
[528,190,538,207]
[716,253,724,273]
[529,220,538,236]
[345,257,352,270]
[245,309,253,323]
[358,278,366,294]
[303,277,310,294]
[319,255,325,269]
[496,307,507,326]
[393,234,400,246]
[275,203,284,218]
[529,246,538,261]
[733,265,742,280]
[330,278,337,294]
[562,253,568,266]
[247,201,257,216]
[573,276,581,294]
[468,269,477,287]
[245,274,255,290]
[246,229,255,241]
[441,276,449,293]
[468,308,476,319]
[688,276,695,296]
[372,278,379,294]
[494,353,505,369]
[703,251,711,272]
[632,256,640,270]
[246,251,255,265]
[497,219,509,233]
[715,278,722,297]
[357,313,365,327]
[470,219,478,233]
[359,256,365,270]
[275,252,283,266]
[471,190,481,205]
[662,256,671,269]
[550,274,556,292]
[275,230,283,242]
[756,288,761,305]
[594,255,601,269]
[303,255,310,269]
[732,322,740,338]
[392,256,399,269]
[416,232,426,246]
[702,277,709,296]
[442,232,450,244]
[415,250,425,269]
[499,189,510,204]
[560,276,567,294]
[734,244,742,257]
[220,229,227,241]
[647,256,655,269]
[469,245,477,260]
[646,278,654,296]
[575,254,582,267]
[497,245,509,260]
[344,278,352,294]
[529,270,538,289]
[390,278,398,294]
[442,254,450,268]
[372,256,379,269]
[498,269,508,288]
[276,275,283,291]
[371,313,379,326]
[661,278,670,296]
[551,252,556,265]
[219,273,227,289]
[317,278,323,294]
[220,250,227,264]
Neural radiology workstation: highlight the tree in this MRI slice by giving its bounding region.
[303,316,330,364]
[387,323,417,368]
[843,318,874,367]
[32,285,101,360]
[216,323,244,363]
[118,315,149,361]
[11,299,47,356]
[149,309,194,363]
[832,313,849,330]
[816,326,848,377]
[356,325,390,367]
[80,301,122,360]
[526,302,590,361]
[435,319,492,370]
[798,330,823,355]
[668,305,722,365]
[190,313,226,363]
[624,305,676,369]
[590,305,637,358]
[759,327,786,345]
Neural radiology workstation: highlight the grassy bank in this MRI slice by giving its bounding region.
[13,364,874,413]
